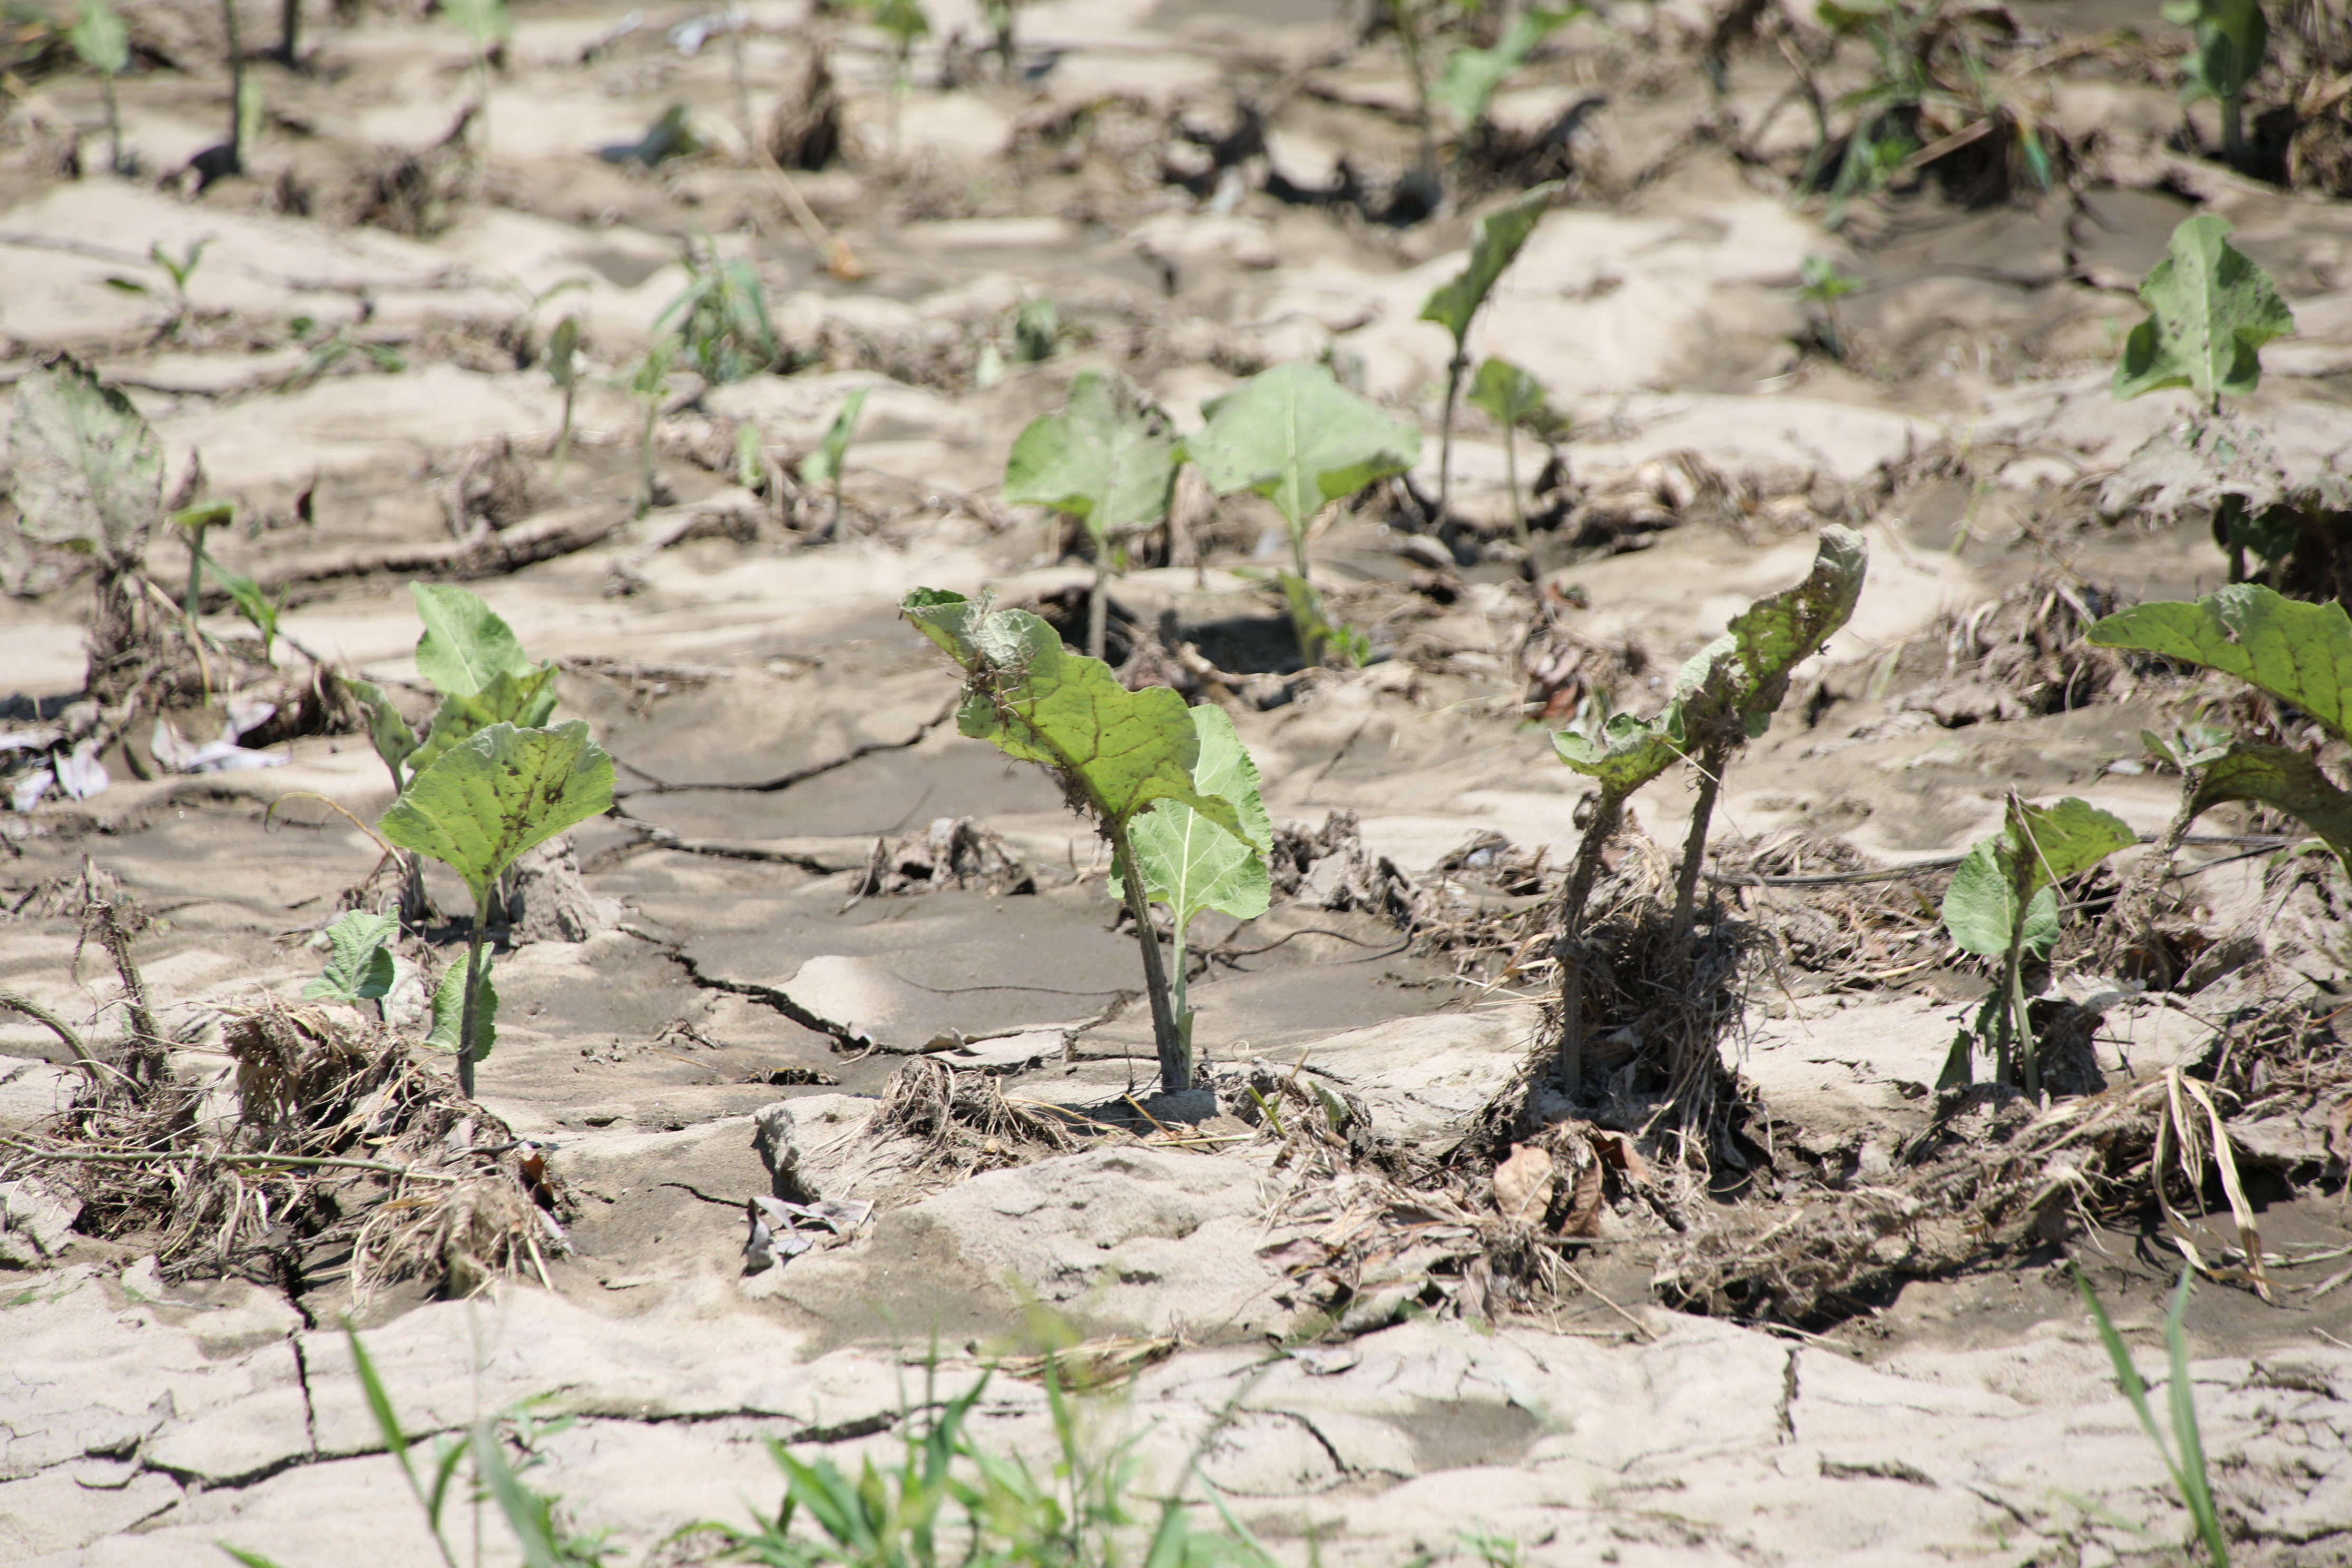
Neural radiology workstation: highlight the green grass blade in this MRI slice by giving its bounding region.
[2072,1267,2186,1489]
[2163,1268,2230,1565]
[469,1425,567,1568]
[216,1547,294,1567]
[344,1321,418,1492]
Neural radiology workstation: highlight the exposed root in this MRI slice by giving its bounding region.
[867,1057,1089,1181]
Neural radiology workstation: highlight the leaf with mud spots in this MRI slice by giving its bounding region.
[2111,214,2294,405]
[1187,363,1421,535]
[7,355,162,565]
[2090,583,2352,742]
[1676,523,1869,738]
[302,909,399,1005]
[380,719,614,906]
[1002,369,1177,547]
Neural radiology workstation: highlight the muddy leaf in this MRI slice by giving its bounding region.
[1942,797,2130,958]
[413,582,539,700]
[2188,742,2352,875]
[425,949,496,1057]
[303,910,399,1005]
[2089,584,2352,742]
[406,664,561,779]
[380,720,615,908]
[1433,11,1580,127]
[1944,842,2060,958]
[1114,703,1272,935]
[1188,364,1422,535]
[2111,215,2293,405]
[1551,708,1688,792]
[1002,370,1177,548]
[1419,183,1562,351]
[7,355,162,567]
[800,389,867,486]
[1493,1142,1555,1223]
[1559,1155,1605,1237]
[901,589,1244,838]
[1677,525,1869,737]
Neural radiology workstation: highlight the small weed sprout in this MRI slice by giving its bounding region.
[1001,369,1178,659]
[68,0,130,175]
[904,589,1262,1095]
[105,240,208,339]
[861,0,930,151]
[1794,253,1860,361]
[1464,356,1561,549]
[545,316,581,483]
[301,909,400,1015]
[627,337,681,517]
[168,498,233,621]
[1186,362,1421,666]
[443,0,511,155]
[800,387,868,541]
[2166,0,2268,166]
[1420,182,1559,525]
[2075,1266,2231,1565]
[1938,794,2133,1095]
[656,237,779,384]
[1432,6,1581,153]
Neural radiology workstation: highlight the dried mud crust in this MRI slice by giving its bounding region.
[5,0,2352,1559]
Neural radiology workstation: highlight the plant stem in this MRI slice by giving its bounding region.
[1669,743,1727,946]
[638,398,658,517]
[456,897,488,1098]
[1436,350,1464,525]
[102,72,124,174]
[1110,829,1187,1095]
[1087,564,1108,661]
[1390,0,1437,181]
[221,0,245,173]
[554,381,575,483]
[277,0,298,64]
[1504,417,1526,551]
[184,528,207,621]
[2001,908,2039,1097]
[1550,787,1624,1101]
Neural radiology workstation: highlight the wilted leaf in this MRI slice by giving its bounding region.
[412,583,537,699]
[1188,364,1422,535]
[425,950,496,1055]
[1114,703,1272,936]
[1492,1142,1555,1223]
[2112,215,2294,405]
[379,720,614,908]
[1551,708,1688,794]
[903,589,1244,838]
[1677,525,1869,737]
[7,356,162,566]
[2088,583,2352,742]
[1001,370,1177,547]
[1419,183,1562,350]
[800,389,868,486]
[2187,742,2352,876]
[347,679,419,789]
[303,910,400,1005]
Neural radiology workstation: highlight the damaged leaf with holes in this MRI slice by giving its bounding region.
[303,909,401,1007]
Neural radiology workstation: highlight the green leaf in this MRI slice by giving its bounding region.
[1114,704,1273,934]
[1012,296,1059,363]
[2009,795,2137,898]
[1001,370,1177,547]
[347,678,420,790]
[1465,357,1556,434]
[1189,364,1422,535]
[545,317,580,390]
[470,1426,566,1568]
[412,582,536,699]
[70,0,129,76]
[2187,741,2352,876]
[801,389,868,486]
[215,1546,294,1567]
[303,910,400,1005]
[1432,8,1580,127]
[405,664,560,780]
[863,0,929,46]
[1419,183,1562,351]
[443,0,511,46]
[2088,583,2352,743]
[203,551,281,661]
[2168,0,2267,112]
[1550,707,1689,795]
[1676,525,1869,737]
[425,948,497,1056]
[901,589,1246,838]
[2111,215,2293,405]
[7,355,162,567]
[380,720,614,908]
[1943,839,2061,958]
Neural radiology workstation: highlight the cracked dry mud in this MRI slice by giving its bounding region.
[6,0,2352,1562]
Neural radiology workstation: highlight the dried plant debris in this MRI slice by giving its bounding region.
[1267,809,1420,925]
[866,1057,1085,1180]
[1878,577,2138,729]
[2,994,567,1298]
[1710,829,1949,993]
[848,816,1037,899]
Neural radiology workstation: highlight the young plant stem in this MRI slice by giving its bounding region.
[1087,564,1109,662]
[1436,350,1465,524]
[553,380,575,483]
[1669,743,1729,946]
[1111,830,1188,1094]
[1389,0,1438,181]
[277,0,298,64]
[638,397,659,517]
[1550,789,1625,1100]
[183,526,209,620]
[101,72,124,174]
[1997,911,2030,1093]
[456,898,488,1099]
[1503,418,1526,550]
[829,474,845,538]
[221,0,245,172]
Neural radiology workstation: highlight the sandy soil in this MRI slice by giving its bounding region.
[5,0,2352,1562]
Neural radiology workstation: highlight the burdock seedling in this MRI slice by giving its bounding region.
[70,0,130,175]
[800,388,867,541]
[1420,182,1559,524]
[903,589,1262,1095]
[545,316,581,482]
[628,337,680,517]
[1464,356,1560,549]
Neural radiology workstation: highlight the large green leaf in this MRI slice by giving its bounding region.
[404,665,560,780]
[7,356,162,566]
[379,720,613,907]
[1551,708,1689,795]
[425,950,496,1057]
[2111,215,2293,405]
[1419,183,1562,351]
[901,589,1245,838]
[1114,703,1273,933]
[2187,741,2352,876]
[70,0,129,75]
[412,583,537,699]
[302,909,400,1005]
[2088,584,2352,743]
[1433,10,1580,128]
[1001,370,1177,547]
[1188,364,1422,535]
[1677,525,1869,737]
[1943,840,2061,958]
